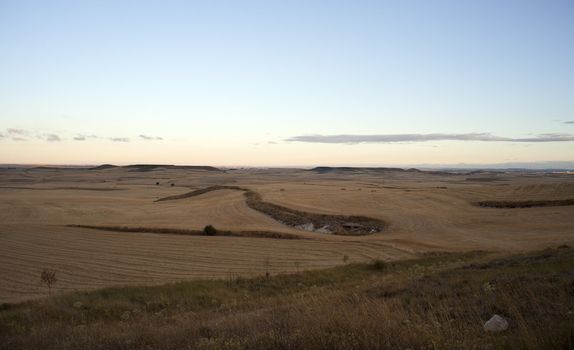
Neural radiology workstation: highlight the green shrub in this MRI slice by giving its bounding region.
[203,225,217,236]
[371,259,387,271]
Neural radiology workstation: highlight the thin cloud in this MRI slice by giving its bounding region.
[5,128,63,142]
[7,128,29,136]
[5,128,30,141]
[139,134,163,141]
[286,133,574,144]
[109,137,130,142]
[38,133,62,142]
[2,128,134,143]
[564,121,574,124]
[73,134,99,141]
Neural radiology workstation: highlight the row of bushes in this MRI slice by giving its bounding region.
[68,224,301,239]
[476,198,574,208]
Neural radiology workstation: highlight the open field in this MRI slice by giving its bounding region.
[1,166,573,304]
[1,246,573,349]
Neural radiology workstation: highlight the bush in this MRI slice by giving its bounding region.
[203,225,217,236]
[371,259,387,271]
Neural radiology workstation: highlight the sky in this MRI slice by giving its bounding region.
[1,0,573,167]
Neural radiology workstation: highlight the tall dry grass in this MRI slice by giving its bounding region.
[1,247,573,349]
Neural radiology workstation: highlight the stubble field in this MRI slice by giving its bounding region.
[1,165,573,303]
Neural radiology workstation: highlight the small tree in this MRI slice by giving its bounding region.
[40,269,57,296]
[264,257,271,278]
[203,225,217,236]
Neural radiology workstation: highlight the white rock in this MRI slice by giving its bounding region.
[484,314,508,332]
[296,223,314,231]
[315,225,333,234]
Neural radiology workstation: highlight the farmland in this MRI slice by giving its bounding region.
[1,166,573,303]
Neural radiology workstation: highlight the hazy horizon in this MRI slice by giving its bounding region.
[1,0,573,165]
[3,160,574,170]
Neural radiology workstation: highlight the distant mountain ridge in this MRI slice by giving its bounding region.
[90,164,117,170]
[310,166,421,174]
[88,164,221,172]
[121,164,220,172]
[0,164,222,172]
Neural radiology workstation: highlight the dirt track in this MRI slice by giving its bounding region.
[1,167,573,302]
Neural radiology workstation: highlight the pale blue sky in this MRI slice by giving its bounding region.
[1,0,573,166]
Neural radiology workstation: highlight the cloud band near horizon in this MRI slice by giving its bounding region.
[0,128,163,143]
[286,133,574,144]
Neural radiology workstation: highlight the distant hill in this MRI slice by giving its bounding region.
[122,164,221,172]
[6,164,222,172]
[29,166,92,171]
[89,164,118,170]
[309,166,411,174]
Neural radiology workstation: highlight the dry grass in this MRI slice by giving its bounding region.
[1,246,573,349]
[0,224,410,303]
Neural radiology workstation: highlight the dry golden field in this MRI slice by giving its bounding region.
[1,166,573,303]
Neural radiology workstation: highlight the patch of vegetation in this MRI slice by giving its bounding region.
[40,270,57,296]
[371,259,387,270]
[476,198,574,208]
[0,186,123,191]
[1,247,573,349]
[244,190,386,235]
[202,225,217,236]
[68,225,302,240]
[155,185,248,202]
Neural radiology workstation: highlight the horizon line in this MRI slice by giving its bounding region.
[2,160,574,170]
